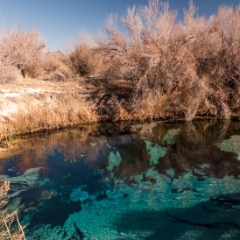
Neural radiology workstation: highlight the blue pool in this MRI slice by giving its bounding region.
[1,119,240,239]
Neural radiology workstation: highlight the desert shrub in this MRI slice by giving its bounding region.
[69,44,97,76]
[179,2,240,118]
[0,27,45,68]
[37,51,76,80]
[58,64,76,78]
[0,26,45,82]
[69,33,101,77]
[98,1,199,120]
[96,0,240,121]
[21,50,76,80]
[39,51,62,73]
[22,60,43,78]
[0,62,17,83]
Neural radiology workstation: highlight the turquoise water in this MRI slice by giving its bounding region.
[1,119,240,239]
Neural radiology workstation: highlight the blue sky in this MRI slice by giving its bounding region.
[0,0,239,51]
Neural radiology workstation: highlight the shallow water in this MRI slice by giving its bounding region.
[1,119,240,239]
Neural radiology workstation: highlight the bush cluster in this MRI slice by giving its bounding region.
[68,32,102,77]
[95,0,240,120]
[0,27,45,82]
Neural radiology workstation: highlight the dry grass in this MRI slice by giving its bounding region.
[0,78,98,141]
[1,100,95,136]
[0,181,26,240]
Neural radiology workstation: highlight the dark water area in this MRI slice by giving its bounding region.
[1,119,240,239]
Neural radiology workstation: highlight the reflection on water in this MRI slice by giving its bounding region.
[1,119,240,239]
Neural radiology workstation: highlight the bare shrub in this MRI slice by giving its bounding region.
[98,0,199,120]
[22,60,43,78]
[69,32,102,77]
[0,26,45,82]
[39,51,62,73]
[58,64,76,78]
[27,51,76,80]
[0,27,45,68]
[0,62,16,83]
[179,1,240,118]
[96,0,240,121]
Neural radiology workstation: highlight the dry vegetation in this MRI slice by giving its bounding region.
[0,28,98,140]
[94,0,240,121]
[0,26,45,83]
[68,32,103,77]
[0,181,26,240]
[0,0,240,138]
[0,78,98,142]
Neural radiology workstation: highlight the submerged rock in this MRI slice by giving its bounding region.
[70,187,89,202]
[144,139,166,165]
[107,151,122,171]
[162,128,181,145]
[28,197,81,228]
[218,135,240,160]
[0,167,43,187]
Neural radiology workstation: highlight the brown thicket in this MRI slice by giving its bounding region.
[24,51,76,80]
[96,0,240,121]
[68,32,102,77]
[0,26,75,81]
[0,26,45,82]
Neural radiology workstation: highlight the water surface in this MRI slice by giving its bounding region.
[1,119,240,239]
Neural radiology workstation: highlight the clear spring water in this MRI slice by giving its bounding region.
[1,119,240,239]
